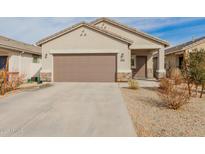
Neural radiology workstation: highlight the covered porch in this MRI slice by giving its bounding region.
[131,48,165,79]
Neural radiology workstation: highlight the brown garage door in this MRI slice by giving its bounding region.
[53,53,117,82]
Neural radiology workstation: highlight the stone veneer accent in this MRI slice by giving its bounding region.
[40,72,52,82]
[117,72,132,82]
[40,72,133,82]
[156,71,166,79]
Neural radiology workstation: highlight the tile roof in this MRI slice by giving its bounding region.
[165,36,205,55]
[0,35,41,55]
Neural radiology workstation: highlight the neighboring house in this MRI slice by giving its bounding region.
[36,18,169,82]
[165,36,205,71]
[0,35,42,79]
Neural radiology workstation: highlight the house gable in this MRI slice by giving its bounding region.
[36,23,132,46]
[42,25,130,51]
[92,19,169,49]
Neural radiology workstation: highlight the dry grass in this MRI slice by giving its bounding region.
[128,79,139,89]
[0,70,25,95]
[0,83,52,99]
[158,78,190,110]
[121,87,205,137]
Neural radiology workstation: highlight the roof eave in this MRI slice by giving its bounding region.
[0,44,41,56]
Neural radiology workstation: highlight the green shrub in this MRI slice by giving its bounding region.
[182,48,205,97]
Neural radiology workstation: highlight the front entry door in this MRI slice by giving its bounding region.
[135,56,147,78]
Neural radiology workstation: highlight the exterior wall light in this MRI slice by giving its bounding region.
[120,53,125,62]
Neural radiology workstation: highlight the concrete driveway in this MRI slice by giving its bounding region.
[0,83,135,137]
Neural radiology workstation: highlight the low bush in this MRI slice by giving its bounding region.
[159,77,170,91]
[8,74,25,90]
[158,77,190,110]
[128,79,139,90]
[0,70,25,95]
[169,68,183,85]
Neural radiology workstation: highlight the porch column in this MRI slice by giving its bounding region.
[156,47,166,78]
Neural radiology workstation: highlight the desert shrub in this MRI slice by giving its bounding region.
[159,77,170,91]
[128,79,139,89]
[7,73,25,90]
[0,70,25,95]
[158,77,190,110]
[0,70,7,95]
[169,68,183,85]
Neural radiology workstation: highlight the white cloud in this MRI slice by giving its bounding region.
[153,23,205,45]
[113,17,204,31]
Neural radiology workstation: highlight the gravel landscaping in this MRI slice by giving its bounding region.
[121,87,205,137]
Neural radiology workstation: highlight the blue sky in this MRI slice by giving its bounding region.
[0,17,205,46]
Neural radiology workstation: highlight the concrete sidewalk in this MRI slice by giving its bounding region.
[119,79,159,88]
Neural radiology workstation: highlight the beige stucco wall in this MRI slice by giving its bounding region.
[9,54,19,72]
[41,26,131,79]
[165,54,179,69]
[9,53,41,79]
[165,41,205,69]
[0,47,41,79]
[20,53,41,78]
[95,21,165,49]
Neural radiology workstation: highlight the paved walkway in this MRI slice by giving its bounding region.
[0,83,136,137]
[119,79,159,88]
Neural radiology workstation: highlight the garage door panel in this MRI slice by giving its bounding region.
[53,54,116,82]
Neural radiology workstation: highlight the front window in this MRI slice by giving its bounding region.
[33,56,40,63]
[0,56,8,70]
[131,55,136,69]
[178,56,184,69]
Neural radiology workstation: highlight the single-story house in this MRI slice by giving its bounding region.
[0,35,42,79]
[36,18,169,82]
[165,36,205,71]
